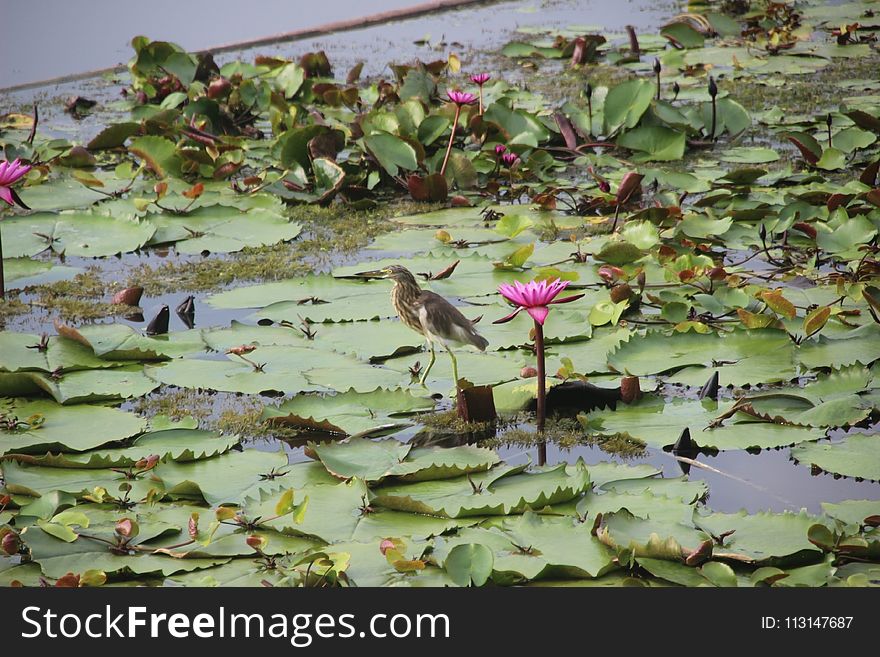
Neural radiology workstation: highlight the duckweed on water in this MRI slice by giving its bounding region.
[493,416,648,459]
[126,200,444,295]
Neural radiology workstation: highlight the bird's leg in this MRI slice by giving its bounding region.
[419,341,436,386]
[447,346,459,390]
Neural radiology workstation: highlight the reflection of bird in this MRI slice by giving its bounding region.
[358,265,488,386]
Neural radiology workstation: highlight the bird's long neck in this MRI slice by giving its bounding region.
[390,272,423,328]
[391,275,422,308]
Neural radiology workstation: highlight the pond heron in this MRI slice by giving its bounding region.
[358,265,488,386]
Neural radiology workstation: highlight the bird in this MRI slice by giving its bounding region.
[357,265,488,386]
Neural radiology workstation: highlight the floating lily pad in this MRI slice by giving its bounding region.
[798,325,880,370]
[0,365,158,404]
[372,462,590,518]
[262,389,434,436]
[390,445,501,481]
[820,499,880,527]
[576,489,697,525]
[598,509,709,558]
[201,321,304,351]
[59,323,206,360]
[23,524,228,579]
[600,476,708,504]
[718,147,780,164]
[580,395,824,451]
[1,211,156,258]
[694,509,827,563]
[205,275,372,310]
[610,329,797,385]
[26,429,240,469]
[154,447,290,505]
[0,398,148,454]
[244,479,369,543]
[148,205,301,254]
[0,331,127,373]
[2,258,81,287]
[790,434,880,481]
[144,349,312,394]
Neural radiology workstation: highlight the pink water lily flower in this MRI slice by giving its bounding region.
[446,90,477,106]
[494,144,507,156]
[440,91,478,176]
[470,73,490,85]
[0,159,31,207]
[494,278,584,325]
[501,151,519,167]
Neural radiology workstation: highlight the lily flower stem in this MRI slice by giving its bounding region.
[0,227,5,299]
[710,97,717,141]
[440,105,462,177]
[478,88,484,116]
[655,71,661,101]
[534,319,547,466]
[587,97,593,138]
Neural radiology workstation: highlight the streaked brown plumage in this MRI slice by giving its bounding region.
[361,264,488,385]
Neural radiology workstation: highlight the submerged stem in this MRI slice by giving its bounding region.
[710,97,717,141]
[440,105,462,177]
[0,224,5,299]
[587,96,593,138]
[534,319,546,466]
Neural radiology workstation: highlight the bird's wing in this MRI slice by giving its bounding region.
[415,291,489,350]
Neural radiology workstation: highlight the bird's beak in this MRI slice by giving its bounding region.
[352,268,389,279]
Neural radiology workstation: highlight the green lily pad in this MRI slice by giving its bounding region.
[364,131,418,176]
[790,434,880,481]
[579,395,824,450]
[23,525,227,579]
[1,211,156,258]
[0,332,128,373]
[390,445,501,481]
[598,509,709,558]
[600,476,708,504]
[695,509,827,563]
[244,479,369,543]
[154,447,290,505]
[311,437,412,481]
[618,125,686,162]
[372,462,590,518]
[148,205,301,254]
[60,324,206,360]
[820,499,880,527]
[603,79,655,134]
[718,147,780,164]
[1,258,81,287]
[798,325,880,370]
[262,389,434,436]
[610,329,798,385]
[576,489,697,525]
[0,398,148,455]
[27,429,240,469]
